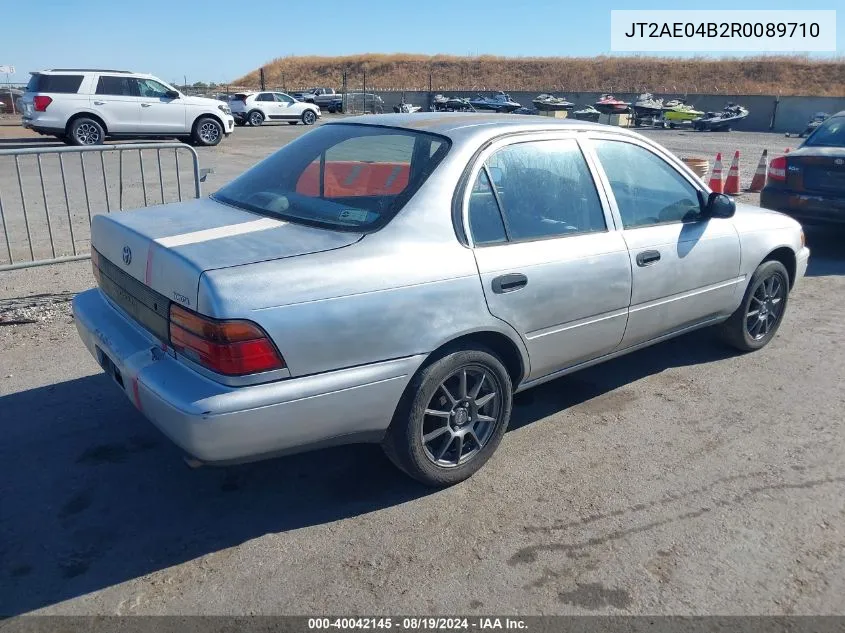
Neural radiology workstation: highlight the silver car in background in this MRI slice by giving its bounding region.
[73,113,810,486]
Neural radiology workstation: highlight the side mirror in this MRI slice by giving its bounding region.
[165,90,180,99]
[706,192,736,218]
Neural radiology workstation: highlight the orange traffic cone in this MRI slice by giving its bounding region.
[708,152,723,193]
[724,150,741,195]
[746,149,768,192]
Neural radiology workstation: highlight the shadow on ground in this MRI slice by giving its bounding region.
[0,326,737,615]
[0,136,65,150]
[804,226,845,277]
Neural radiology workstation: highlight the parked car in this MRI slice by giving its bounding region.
[344,92,384,114]
[19,69,234,146]
[761,110,845,225]
[73,113,809,486]
[229,91,320,127]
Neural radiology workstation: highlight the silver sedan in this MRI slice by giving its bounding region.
[73,113,810,486]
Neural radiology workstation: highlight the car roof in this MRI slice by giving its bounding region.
[36,68,134,74]
[326,112,630,144]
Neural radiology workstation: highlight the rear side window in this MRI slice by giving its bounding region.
[468,139,606,243]
[26,74,83,94]
[256,93,275,102]
[96,76,136,96]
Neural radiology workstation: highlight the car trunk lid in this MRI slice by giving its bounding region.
[784,146,845,195]
[91,197,362,328]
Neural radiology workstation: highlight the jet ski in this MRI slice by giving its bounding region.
[393,99,421,114]
[692,103,749,131]
[633,93,664,115]
[468,91,521,113]
[632,93,666,127]
[594,94,630,114]
[532,94,575,111]
[573,105,601,122]
[663,99,704,127]
[431,94,475,112]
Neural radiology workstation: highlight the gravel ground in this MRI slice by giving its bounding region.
[0,121,843,617]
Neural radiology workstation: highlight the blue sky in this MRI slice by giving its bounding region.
[1,0,840,85]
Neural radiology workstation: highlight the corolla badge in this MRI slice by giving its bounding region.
[122,246,132,266]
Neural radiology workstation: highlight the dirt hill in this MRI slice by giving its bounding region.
[232,54,845,96]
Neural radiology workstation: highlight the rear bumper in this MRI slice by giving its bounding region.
[760,187,845,225]
[21,118,65,136]
[72,288,422,464]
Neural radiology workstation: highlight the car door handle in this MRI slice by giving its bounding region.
[636,250,661,267]
[93,101,105,105]
[492,273,528,294]
[141,103,152,108]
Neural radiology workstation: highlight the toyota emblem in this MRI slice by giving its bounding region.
[835,159,844,166]
[122,246,132,266]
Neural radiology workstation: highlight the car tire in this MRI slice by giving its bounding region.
[382,347,513,487]
[68,117,105,146]
[248,110,264,126]
[301,109,317,125]
[192,117,223,147]
[720,260,790,353]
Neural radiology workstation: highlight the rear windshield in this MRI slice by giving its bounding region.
[212,124,451,231]
[26,73,83,94]
[804,116,845,148]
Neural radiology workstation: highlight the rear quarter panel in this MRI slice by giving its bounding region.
[198,153,529,378]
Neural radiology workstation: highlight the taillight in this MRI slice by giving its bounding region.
[768,156,787,181]
[169,305,285,376]
[33,95,52,112]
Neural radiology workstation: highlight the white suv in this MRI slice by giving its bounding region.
[20,69,235,146]
[230,91,321,127]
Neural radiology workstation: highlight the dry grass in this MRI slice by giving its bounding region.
[232,54,845,96]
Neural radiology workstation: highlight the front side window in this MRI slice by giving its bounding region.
[213,124,450,231]
[96,76,135,96]
[275,93,295,104]
[136,78,171,99]
[594,140,702,228]
[468,139,606,243]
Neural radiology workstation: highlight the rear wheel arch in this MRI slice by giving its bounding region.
[65,112,108,136]
[762,246,797,289]
[424,330,527,390]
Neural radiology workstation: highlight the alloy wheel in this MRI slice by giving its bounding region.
[304,111,316,124]
[75,123,100,145]
[421,365,503,468]
[199,122,220,144]
[250,112,263,126]
[745,273,785,340]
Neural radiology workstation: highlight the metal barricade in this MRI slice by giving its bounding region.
[0,143,203,271]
